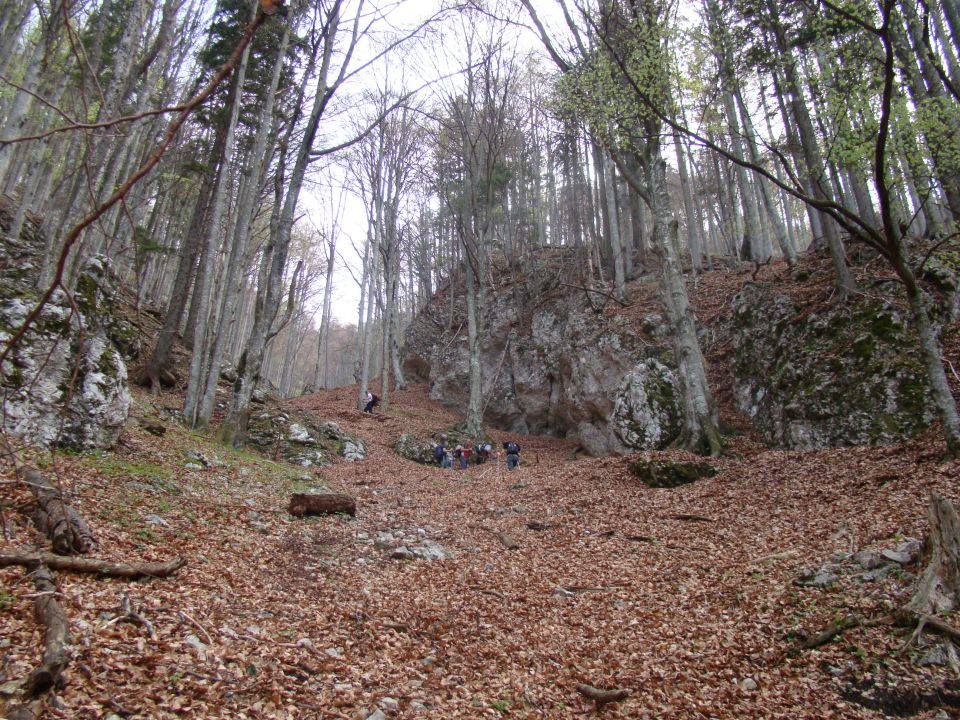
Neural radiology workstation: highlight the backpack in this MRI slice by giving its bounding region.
[506,442,519,454]
[371,393,380,405]
[434,444,444,460]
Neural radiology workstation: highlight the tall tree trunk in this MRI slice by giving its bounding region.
[646,153,722,455]
[142,142,220,392]
[463,255,483,437]
[313,235,336,389]
[733,91,796,265]
[768,23,855,297]
[673,130,703,273]
[184,37,251,428]
[601,149,626,299]
[221,3,345,446]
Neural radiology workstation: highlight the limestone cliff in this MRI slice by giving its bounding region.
[0,203,133,450]
[403,250,942,454]
[729,282,934,448]
[402,250,681,455]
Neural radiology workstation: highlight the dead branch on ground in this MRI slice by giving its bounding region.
[0,549,186,578]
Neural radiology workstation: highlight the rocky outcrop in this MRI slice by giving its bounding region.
[628,455,717,488]
[0,225,132,450]
[730,282,934,448]
[395,433,439,464]
[404,249,940,455]
[246,409,365,466]
[402,251,682,455]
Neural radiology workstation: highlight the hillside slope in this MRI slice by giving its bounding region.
[2,382,959,719]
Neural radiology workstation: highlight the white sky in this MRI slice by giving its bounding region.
[299,0,544,326]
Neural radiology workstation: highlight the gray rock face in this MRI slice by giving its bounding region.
[395,433,440,464]
[402,253,680,455]
[392,540,453,561]
[246,411,366,466]
[793,565,840,588]
[730,283,934,448]
[0,243,132,450]
[610,360,682,450]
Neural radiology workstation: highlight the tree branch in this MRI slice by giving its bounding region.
[0,550,187,578]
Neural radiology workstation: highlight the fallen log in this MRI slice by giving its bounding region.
[18,465,94,555]
[0,550,186,579]
[288,492,356,517]
[6,564,69,720]
[575,683,631,708]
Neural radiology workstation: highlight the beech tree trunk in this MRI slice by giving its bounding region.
[647,155,723,456]
[184,37,251,428]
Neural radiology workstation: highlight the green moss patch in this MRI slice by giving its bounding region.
[628,456,717,488]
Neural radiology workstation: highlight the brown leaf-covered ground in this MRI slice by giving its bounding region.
[3,378,960,720]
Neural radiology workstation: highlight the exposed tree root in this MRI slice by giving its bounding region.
[800,614,862,650]
[799,614,893,651]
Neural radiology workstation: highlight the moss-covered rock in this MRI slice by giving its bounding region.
[395,434,439,464]
[730,283,934,448]
[245,410,365,466]
[628,456,717,488]
[610,359,682,450]
[0,224,131,450]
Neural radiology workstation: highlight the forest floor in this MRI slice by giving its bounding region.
[3,376,960,719]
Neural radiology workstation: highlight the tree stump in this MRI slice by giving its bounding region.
[288,492,356,517]
[907,492,960,616]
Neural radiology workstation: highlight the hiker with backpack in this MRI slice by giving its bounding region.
[476,442,491,465]
[434,438,447,466]
[504,440,520,470]
[363,390,379,413]
[460,440,473,468]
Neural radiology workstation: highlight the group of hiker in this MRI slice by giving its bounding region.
[360,392,522,471]
[433,435,521,470]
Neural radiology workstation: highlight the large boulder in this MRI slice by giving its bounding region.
[402,251,681,455]
[0,227,132,450]
[395,433,440,464]
[628,455,717,488]
[246,409,366,466]
[610,359,682,450]
[729,282,934,448]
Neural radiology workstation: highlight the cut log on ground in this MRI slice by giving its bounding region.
[5,564,69,720]
[0,549,186,578]
[575,683,631,708]
[288,492,356,517]
[18,465,95,555]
